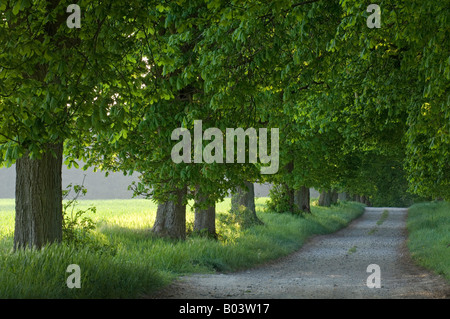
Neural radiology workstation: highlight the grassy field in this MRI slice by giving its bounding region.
[0,198,365,298]
[407,201,450,281]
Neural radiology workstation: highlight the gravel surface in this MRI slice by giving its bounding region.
[151,207,449,299]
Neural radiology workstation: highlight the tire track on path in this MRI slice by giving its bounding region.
[151,207,449,299]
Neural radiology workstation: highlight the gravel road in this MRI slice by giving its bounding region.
[152,207,449,299]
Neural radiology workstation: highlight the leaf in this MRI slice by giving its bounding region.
[156,4,166,12]
[176,77,183,90]
[12,1,21,15]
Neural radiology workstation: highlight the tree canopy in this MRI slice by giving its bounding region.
[1,0,448,245]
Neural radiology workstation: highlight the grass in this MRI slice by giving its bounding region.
[0,198,365,298]
[407,201,450,282]
[347,245,358,255]
[376,209,389,226]
[367,209,389,235]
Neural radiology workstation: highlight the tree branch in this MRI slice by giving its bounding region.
[291,0,322,9]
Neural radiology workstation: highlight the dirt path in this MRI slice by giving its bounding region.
[151,207,449,299]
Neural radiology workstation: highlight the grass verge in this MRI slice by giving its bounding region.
[377,209,389,226]
[407,201,450,281]
[0,198,365,298]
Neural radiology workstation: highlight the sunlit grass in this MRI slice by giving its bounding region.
[0,198,365,298]
[407,201,450,281]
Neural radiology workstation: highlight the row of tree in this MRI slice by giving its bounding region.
[1,0,448,249]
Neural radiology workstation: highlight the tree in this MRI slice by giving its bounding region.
[70,1,269,239]
[318,189,338,207]
[0,1,152,249]
[294,186,311,213]
[333,0,450,200]
[231,181,263,227]
[194,184,216,237]
[217,0,346,213]
[151,186,187,240]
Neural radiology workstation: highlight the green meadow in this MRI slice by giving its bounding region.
[407,201,450,281]
[0,198,364,298]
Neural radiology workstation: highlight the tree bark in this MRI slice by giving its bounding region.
[338,192,347,201]
[294,186,311,213]
[283,161,295,213]
[231,181,255,215]
[194,204,216,236]
[361,195,371,206]
[14,142,63,250]
[360,195,366,204]
[194,187,216,237]
[330,189,339,205]
[152,187,187,240]
[231,181,262,226]
[284,183,295,213]
[318,189,332,207]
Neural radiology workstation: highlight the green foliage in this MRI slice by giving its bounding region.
[266,183,305,215]
[334,0,450,200]
[62,182,115,256]
[369,163,414,207]
[223,206,262,230]
[72,0,251,206]
[62,183,95,243]
[1,0,448,212]
[266,184,293,214]
[341,152,419,207]
[0,1,153,165]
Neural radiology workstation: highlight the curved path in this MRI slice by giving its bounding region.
[152,207,449,299]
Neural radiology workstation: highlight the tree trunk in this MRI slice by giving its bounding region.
[294,186,311,213]
[283,161,295,213]
[152,187,187,240]
[330,189,339,205]
[361,195,371,206]
[318,190,332,207]
[338,192,347,201]
[194,205,216,236]
[231,181,262,227]
[194,187,216,237]
[14,143,63,250]
[357,195,367,205]
[231,181,255,215]
[360,195,366,204]
[284,183,295,213]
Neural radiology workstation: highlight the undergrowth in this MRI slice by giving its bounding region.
[407,201,450,281]
[0,198,365,298]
